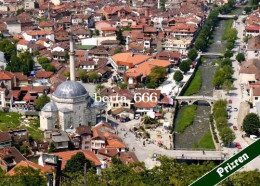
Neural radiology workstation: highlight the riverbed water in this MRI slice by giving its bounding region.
[174,8,243,149]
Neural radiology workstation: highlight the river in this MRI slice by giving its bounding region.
[174,8,243,149]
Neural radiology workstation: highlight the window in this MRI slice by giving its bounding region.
[255,97,258,100]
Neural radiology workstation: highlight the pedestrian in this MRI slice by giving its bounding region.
[182,154,184,158]
[143,141,145,147]
[202,150,205,155]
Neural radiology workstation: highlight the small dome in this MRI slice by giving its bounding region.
[53,81,88,99]
[42,102,58,112]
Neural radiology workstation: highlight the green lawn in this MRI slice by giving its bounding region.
[183,69,202,96]
[25,119,44,140]
[177,105,197,133]
[199,131,215,150]
[222,19,233,41]
[0,111,21,131]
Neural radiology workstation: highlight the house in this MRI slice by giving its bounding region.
[0,70,16,89]
[8,129,29,147]
[16,39,33,52]
[157,51,182,66]
[38,20,55,31]
[75,126,92,150]
[51,131,70,151]
[245,26,260,37]
[106,90,134,112]
[119,151,139,164]
[110,52,153,73]
[101,6,132,20]
[124,59,170,87]
[0,147,26,172]
[24,0,35,10]
[246,35,260,60]
[248,82,260,106]
[239,59,260,84]
[111,107,135,119]
[0,131,12,149]
[77,60,95,72]
[101,40,120,48]
[22,30,55,42]
[36,71,54,79]
[52,150,102,174]
[100,27,118,37]
[8,160,52,176]
[162,37,192,54]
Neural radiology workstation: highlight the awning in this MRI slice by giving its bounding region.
[155,113,162,117]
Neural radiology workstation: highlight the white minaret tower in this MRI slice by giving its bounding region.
[69,34,76,81]
[158,0,160,9]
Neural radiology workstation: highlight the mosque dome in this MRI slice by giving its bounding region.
[41,102,58,112]
[53,81,88,99]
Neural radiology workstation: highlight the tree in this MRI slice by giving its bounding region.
[64,71,70,78]
[64,152,92,174]
[213,68,225,88]
[119,82,127,90]
[13,166,47,186]
[242,113,260,134]
[236,53,245,62]
[187,48,198,61]
[48,142,56,153]
[173,70,183,82]
[179,61,190,73]
[95,84,105,92]
[79,69,87,81]
[226,41,234,50]
[88,71,99,82]
[38,57,50,64]
[222,170,260,186]
[46,65,55,72]
[95,29,100,36]
[116,29,124,45]
[195,38,207,51]
[111,157,123,165]
[226,28,237,41]
[35,94,50,110]
[149,66,167,84]
[113,47,122,55]
[224,50,233,58]
[222,79,234,94]
[220,127,235,146]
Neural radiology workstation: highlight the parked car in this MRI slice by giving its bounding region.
[227,115,231,119]
[227,105,232,109]
[119,116,130,122]
[235,142,242,149]
[250,135,258,141]
[233,125,238,130]
[233,108,238,112]
[135,115,140,120]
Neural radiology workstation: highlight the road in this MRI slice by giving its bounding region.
[219,15,260,171]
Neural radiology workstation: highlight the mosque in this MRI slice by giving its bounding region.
[40,35,97,131]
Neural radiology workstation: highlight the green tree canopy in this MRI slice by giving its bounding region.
[187,48,198,61]
[220,127,235,146]
[119,82,127,90]
[173,70,183,82]
[222,79,234,94]
[48,141,56,153]
[88,71,99,82]
[213,68,225,88]
[236,53,245,62]
[64,152,92,174]
[13,166,47,186]
[243,113,260,134]
[179,61,190,73]
[79,69,87,81]
[150,66,167,81]
[226,41,234,50]
[116,29,124,45]
[195,38,207,51]
[35,94,50,111]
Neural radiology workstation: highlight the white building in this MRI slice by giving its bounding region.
[22,30,55,42]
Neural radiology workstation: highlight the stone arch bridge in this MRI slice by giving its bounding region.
[175,96,218,106]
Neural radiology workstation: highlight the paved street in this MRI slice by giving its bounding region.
[214,15,260,171]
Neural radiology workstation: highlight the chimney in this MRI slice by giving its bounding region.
[86,50,89,61]
[69,33,76,81]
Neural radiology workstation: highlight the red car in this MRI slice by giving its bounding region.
[235,142,242,149]
[233,126,238,130]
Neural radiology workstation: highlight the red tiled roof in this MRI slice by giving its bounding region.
[8,160,52,176]
[0,70,14,80]
[53,150,101,169]
[36,71,54,79]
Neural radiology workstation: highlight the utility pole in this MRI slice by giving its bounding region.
[84,162,87,186]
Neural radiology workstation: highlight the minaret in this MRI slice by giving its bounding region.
[69,34,76,81]
[158,0,160,9]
